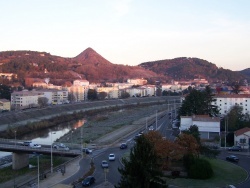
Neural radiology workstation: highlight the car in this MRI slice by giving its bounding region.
[120,143,127,149]
[82,176,95,186]
[23,141,32,146]
[226,155,239,162]
[228,146,242,151]
[134,133,143,140]
[53,143,70,151]
[148,126,154,131]
[101,160,109,168]
[109,153,115,161]
[82,148,93,154]
[30,143,41,148]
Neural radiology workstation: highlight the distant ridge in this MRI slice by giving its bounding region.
[0,48,249,87]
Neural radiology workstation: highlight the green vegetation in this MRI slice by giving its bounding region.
[165,158,247,187]
[0,156,69,183]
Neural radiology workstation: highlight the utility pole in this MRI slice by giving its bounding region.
[225,116,227,150]
[156,111,158,130]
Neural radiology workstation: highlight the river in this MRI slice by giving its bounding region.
[0,119,85,158]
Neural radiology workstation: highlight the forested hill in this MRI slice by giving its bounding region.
[139,57,250,82]
[0,49,249,87]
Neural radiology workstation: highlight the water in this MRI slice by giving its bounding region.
[0,119,85,158]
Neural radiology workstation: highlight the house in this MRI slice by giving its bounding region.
[234,127,250,149]
[0,99,11,111]
[180,115,220,140]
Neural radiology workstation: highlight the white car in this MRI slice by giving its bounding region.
[101,160,109,168]
[30,144,41,148]
[149,126,154,131]
[53,143,69,151]
[108,153,115,161]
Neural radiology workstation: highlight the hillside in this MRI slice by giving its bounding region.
[0,49,249,87]
[139,57,249,82]
[0,48,161,86]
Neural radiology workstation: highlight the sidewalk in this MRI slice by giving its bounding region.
[39,156,83,188]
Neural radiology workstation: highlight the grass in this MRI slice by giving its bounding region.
[165,158,247,188]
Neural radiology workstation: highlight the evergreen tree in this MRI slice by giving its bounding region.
[178,86,219,117]
[116,135,167,188]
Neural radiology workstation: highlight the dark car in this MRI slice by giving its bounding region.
[82,176,95,186]
[228,146,242,151]
[82,148,93,154]
[120,143,127,149]
[226,155,239,162]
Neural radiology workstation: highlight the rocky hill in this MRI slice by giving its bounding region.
[0,48,249,87]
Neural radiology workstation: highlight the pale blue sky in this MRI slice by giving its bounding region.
[0,0,249,71]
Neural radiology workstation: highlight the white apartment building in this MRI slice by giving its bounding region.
[127,78,147,85]
[11,90,43,110]
[73,80,89,86]
[212,94,250,115]
[40,89,68,104]
[180,115,220,139]
[125,87,147,97]
[67,85,88,102]
[0,99,11,111]
[97,87,119,99]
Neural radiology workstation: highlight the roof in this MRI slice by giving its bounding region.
[0,98,10,102]
[234,127,250,137]
[180,115,220,122]
[214,94,250,98]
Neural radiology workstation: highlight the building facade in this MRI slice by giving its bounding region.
[180,115,220,140]
[212,94,250,115]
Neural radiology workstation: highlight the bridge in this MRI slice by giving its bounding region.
[0,139,81,170]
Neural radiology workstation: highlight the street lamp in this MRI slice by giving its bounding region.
[50,132,56,173]
[14,130,17,147]
[156,110,158,130]
[33,153,41,188]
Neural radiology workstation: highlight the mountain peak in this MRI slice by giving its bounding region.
[73,47,112,65]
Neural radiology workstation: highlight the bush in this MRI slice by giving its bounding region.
[183,154,195,169]
[188,158,213,179]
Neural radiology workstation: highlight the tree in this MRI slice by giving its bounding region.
[230,82,243,94]
[87,89,98,100]
[182,125,201,145]
[68,93,76,102]
[117,135,166,188]
[175,134,200,157]
[178,87,219,117]
[38,97,48,107]
[145,131,182,170]
[0,84,11,100]
[97,91,107,100]
[203,86,219,116]
[226,105,245,131]
[120,91,130,99]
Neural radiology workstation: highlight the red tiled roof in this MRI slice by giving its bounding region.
[235,127,250,137]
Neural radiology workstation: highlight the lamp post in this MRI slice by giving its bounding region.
[81,126,83,159]
[14,130,16,147]
[50,132,56,173]
[37,155,40,188]
[156,110,158,130]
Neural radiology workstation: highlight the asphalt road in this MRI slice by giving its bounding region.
[218,150,250,188]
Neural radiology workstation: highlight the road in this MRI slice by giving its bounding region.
[218,150,250,188]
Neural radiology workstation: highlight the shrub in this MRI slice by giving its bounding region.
[188,158,213,179]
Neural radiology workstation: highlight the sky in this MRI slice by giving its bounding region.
[0,0,250,71]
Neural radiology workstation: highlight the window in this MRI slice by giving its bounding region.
[240,138,246,144]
